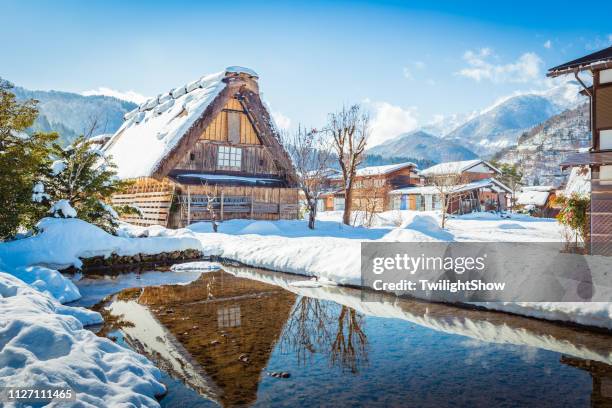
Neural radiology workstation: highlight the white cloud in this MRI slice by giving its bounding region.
[365,100,419,147]
[272,111,291,131]
[402,61,426,81]
[81,87,148,104]
[543,40,552,49]
[457,48,543,84]
[402,67,413,80]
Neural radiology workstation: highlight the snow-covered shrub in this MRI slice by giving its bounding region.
[38,136,135,234]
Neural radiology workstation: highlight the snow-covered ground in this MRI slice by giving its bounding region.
[0,209,609,405]
[0,272,166,407]
[0,217,203,407]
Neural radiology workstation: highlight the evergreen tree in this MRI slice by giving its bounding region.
[0,79,56,239]
[39,135,133,233]
[491,161,523,212]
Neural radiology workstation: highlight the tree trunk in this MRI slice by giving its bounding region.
[307,197,317,229]
[343,187,352,225]
[308,206,316,229]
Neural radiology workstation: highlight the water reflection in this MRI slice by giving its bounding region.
[90,267,612,407]
[562,356,612,407]
[281,298,368,373]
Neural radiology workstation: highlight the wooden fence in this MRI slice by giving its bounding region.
[111,178,175,227]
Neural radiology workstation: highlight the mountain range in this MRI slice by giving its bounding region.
[10,79,590,187]
[12,86,137,145]
[366,130,478,163]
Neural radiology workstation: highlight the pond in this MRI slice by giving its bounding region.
[72,266,612,407]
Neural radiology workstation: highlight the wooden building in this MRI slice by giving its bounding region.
[102,67,299,227]
[515,185,558,217]
[389,177,512,214]
[321,162,420,212]
[397,159,512,213]
[550,46,612,254]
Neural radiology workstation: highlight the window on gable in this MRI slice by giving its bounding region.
[217,146,242,170]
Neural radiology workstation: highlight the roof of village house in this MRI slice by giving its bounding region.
[330,162,417,180]
[516,190,551,207]
[102,67,293,181]
[521,185,555,192]
[563,166,591,197]
[389,177,512,195]
[419,159,500,177]
[548,46,612,77]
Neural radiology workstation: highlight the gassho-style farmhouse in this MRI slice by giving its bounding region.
[102,67,300,228]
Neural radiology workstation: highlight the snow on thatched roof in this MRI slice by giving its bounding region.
[420,159,500,177]
[102,67,259,179]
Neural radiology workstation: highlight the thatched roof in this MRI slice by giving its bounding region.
[103,67,297,184]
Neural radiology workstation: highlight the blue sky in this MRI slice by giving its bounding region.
[2,0,612,145]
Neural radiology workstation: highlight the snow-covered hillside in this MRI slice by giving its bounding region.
[495,103,591,186]
[441,80,585,157]
[12,85,137,145]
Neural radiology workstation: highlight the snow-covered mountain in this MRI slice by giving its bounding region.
[442,80,585,157]
[494,103,590,187]
[11,85,137,145]
[366,130,478,163]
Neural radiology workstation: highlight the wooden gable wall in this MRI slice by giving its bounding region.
[200,98,261,145]
[173,96,283,177]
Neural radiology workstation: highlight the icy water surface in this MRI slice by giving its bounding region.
[76,266,612,408]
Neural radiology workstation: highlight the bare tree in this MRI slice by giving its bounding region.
[284,126,333,229]
[326,105,370,225]
[430,173,472,229]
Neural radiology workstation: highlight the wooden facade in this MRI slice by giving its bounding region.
[323,164,420,212]
[107,69,299,228]
[550,46,612,255]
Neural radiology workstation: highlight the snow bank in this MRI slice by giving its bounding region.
[0,272,166,407]
[10,266,80,303]
[185,212,612,330]
[0,217,202,271]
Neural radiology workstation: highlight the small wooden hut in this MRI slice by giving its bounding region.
[102,67,299,228]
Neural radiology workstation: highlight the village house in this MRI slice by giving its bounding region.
[102,67,299,228]
[389,159,512,213]
[515,185,558,217]
[550,46,612,254]
[319,162,420,212]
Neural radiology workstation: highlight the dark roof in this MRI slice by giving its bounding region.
[548,46,612,76]
[168,171,288,187]
[560,152,612,169]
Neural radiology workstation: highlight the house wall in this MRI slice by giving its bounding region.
[329,167,419,212]
[589,70,612,254]
[172,97,283,177]
[169,183,300,227]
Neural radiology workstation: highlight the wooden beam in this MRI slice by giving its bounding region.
[250,188,254,219]
[187,185,191,225]
[221,190,224,221]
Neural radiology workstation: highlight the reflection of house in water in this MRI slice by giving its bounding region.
[561,356,612,407]
[112,271,297,407]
